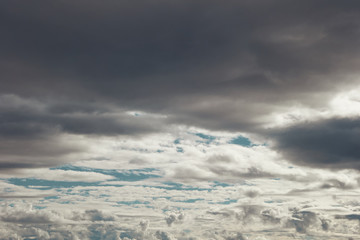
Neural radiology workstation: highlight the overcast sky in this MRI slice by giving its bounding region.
[1,1,360,239]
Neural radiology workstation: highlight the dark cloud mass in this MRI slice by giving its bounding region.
[270,117,360,169]
[1,0,360,169]
[2,0,360,103]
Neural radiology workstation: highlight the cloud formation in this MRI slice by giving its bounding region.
[1,0,360,170]
[269,117,360,169]
[2,1,360,239]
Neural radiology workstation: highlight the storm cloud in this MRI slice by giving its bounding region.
[270,117,360,169]
[2,0,360,124]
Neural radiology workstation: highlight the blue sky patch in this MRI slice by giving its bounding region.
[212,181,232,187]
[228,135,253,147]
[194,133,216,144]
[33,205,47,209]
[50,165,162,181]
[158,182,211,191]
[117,200,150,205]
[6,178,103,190]
[210,199,237,205]
[44,196,59,200]
[172,198,204,203]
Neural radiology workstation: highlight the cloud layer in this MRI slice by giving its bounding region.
[1,1,360,239]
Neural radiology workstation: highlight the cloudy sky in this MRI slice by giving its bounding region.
[1,1,360,239]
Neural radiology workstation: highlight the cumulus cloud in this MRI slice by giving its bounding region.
[165,212,185,227]
[139,220,149,232]
[155,231,175,240]
[286,210,319,233]
[0,204,62,224]
[72,209,115,222]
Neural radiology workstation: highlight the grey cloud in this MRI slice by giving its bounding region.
[207,209,235,218]
[0,137,84,170]
[320,218,331,231]
[1,0,360,132]
[320,179,357,190]
[285,209,323,234]
[236,205,263,222]
[244,189,260,198]
[0,207,115,226]
[260,209,281,225]
[0,207,59,224]
[155,231,174,240]
[139,220,149,232]
[165,212,185,226]
[173,155,302,182]
[335,214,360,221]
[226,233,247,240]
[0,206,127,239]
[269,117,360,169]
[199,155,275,179]
[207,203,334,235]
[0,194,53,199]
[287,177,359,194]
[0,94,169,169]
[1,0,360,172]
[83,209,115,222]
[207,204,269,224]
[129,158,149,165]
[0,95,166,138]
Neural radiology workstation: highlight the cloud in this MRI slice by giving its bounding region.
[1,0,360,173]
[335,214,360,221]
[165,212,185,226]
[1,0,360,133]
[155,231,175,240]
[0,94,167,138]
[0,94,171,170]
[286,210,319,233]
[0,204,62,224]
[1,1,360,239]
[226,233,247,240]
[72,209,115,222]
[269,117,360,169]
[139,220,149,232]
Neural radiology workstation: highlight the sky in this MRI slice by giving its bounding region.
[1,0,360,239]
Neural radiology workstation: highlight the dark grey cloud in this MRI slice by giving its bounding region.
[0,95,165,138]
[0,94,168,169]
[0,134,84,170]
[335,214,360,221]
[1,0,360,170]
[2,0,360,110]
[269,117,360,169]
